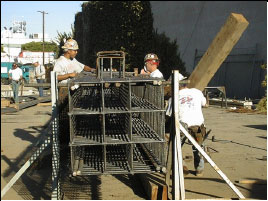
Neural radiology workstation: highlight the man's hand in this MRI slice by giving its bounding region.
[84,65,96,73]
[68,72,77,78]
[140,69,150,75]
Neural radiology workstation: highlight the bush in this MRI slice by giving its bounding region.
[257,97,267,112]
[257,64,267,113]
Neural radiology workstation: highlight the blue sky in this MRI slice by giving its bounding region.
[1,1,86,40]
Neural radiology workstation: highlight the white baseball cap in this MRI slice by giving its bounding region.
[179,73,187,81]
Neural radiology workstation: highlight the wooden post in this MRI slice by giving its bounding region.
[165,131,173,199]
[173,71,185,200]
[188,13,249,91]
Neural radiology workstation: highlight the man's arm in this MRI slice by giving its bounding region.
[40,65,46,76]
[35,66,45,78]
[57,72,77,81]
[83,65,95,72]
[201,94,207,107]
[8,72,11,80]
[19,69,23,81]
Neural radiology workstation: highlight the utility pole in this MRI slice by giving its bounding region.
[37,11,48,66]
[5,27,12,62]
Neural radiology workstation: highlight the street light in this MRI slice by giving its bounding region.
[37,11,48,66]
[5,27,12,62]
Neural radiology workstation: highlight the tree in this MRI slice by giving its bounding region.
[55,25,74,58]
[21,41,58,53]
[75,1,154,71]
[1,45,4,53]
[151,30,186,79]
[74,1,186,77]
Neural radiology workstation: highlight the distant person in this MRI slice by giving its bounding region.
[34,61,46,97]
[166,73,207,176]
[53,38,95,83]
[8,62,23,104]
[140,53,163,78]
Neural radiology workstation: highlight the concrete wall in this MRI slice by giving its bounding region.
[151,1,267,99]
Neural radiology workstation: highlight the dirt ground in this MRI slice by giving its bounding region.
[1,104,267,200]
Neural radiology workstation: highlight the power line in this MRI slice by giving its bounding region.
[182,2,205,58]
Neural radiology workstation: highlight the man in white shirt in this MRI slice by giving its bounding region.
[53,38,95,147]
[53,38,95,83]
[8,62,23,103]
[140,53,164,78]
[34,61,46,97]
[166,73,207,176]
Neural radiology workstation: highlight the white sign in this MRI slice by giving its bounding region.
[1,67,8,73]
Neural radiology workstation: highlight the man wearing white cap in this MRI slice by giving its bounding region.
[166,73,207,176]
[34,61,46,97]
[140,53,163,78]
[53,38,95,83]
[53,38,96,147]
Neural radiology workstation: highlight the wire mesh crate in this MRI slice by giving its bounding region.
[68,51,166,175]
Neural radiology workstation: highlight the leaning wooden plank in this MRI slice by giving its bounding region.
[37,102,52,106]
[236,179,267,185]
[165,134,173,200]
[186,198,241,200]
[188,13,249,91]
[173,71,185,200]
[161,185,168,200]
[138,173,168,199]
[138,173,160,200]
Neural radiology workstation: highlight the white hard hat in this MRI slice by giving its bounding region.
[144,53,159,63]
[62,38,79,50]
[179,73,187,81]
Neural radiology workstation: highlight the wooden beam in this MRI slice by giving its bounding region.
[236,179,267,185]
[188,13,249,91]
[37,102,52,106]
[138,173,168,200]
[173,71,185,200]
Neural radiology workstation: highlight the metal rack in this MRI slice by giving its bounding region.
[0,51,167,200]
[68,51,166,175]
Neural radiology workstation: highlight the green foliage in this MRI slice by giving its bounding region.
[260,64,267,88]
[257,96,267,112]
[1,45,4,53]
[257,63,267,113]
[74,1,185,77]
[21,41,58,53]
[151,30,186,79]
[75,1,154,71]
[55,25,74,58]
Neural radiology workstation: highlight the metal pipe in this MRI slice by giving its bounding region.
[139,143,161,172]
